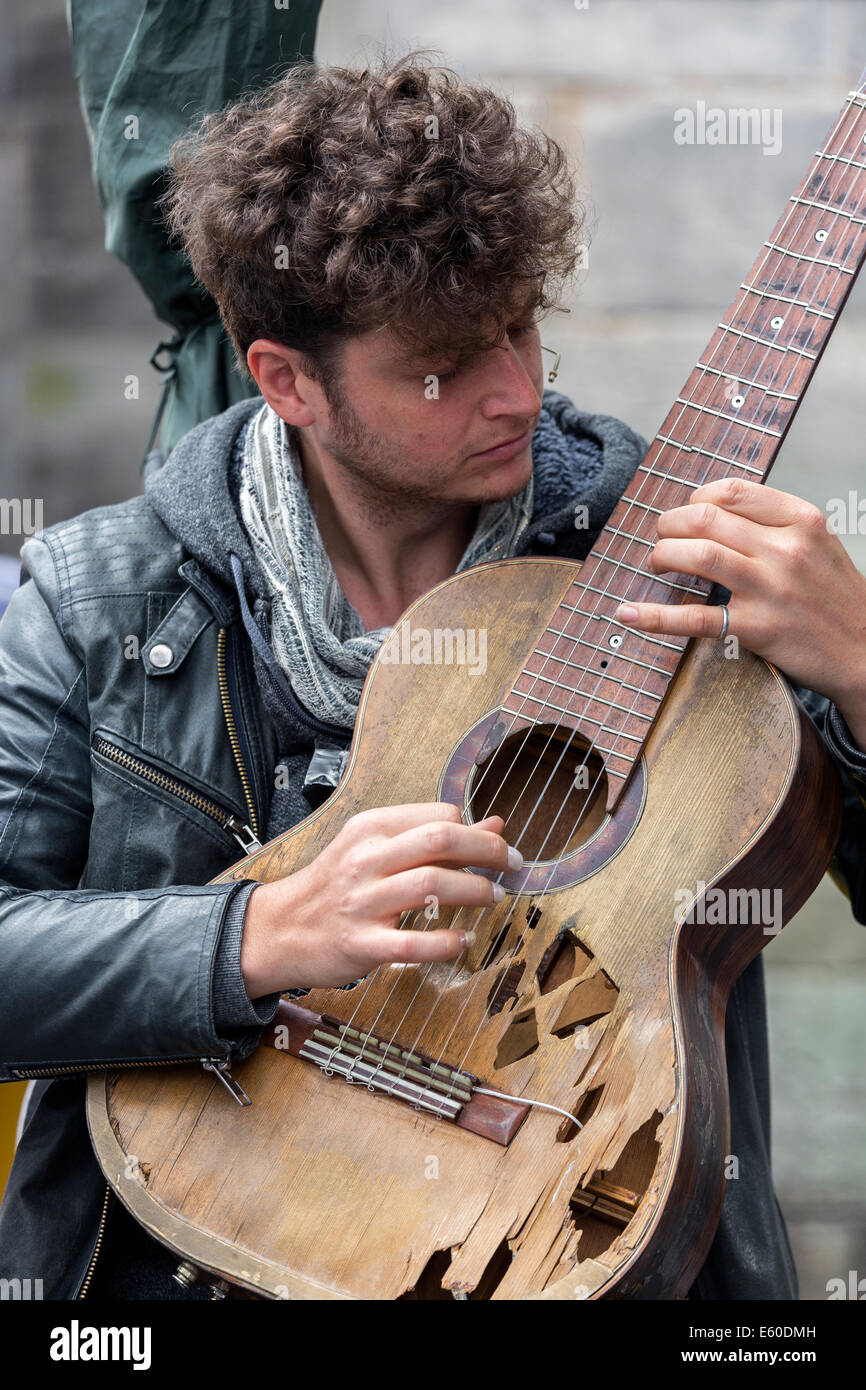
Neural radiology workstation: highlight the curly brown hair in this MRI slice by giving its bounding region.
[161,49,584,394]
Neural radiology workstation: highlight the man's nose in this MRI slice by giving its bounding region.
[483,341,543,417]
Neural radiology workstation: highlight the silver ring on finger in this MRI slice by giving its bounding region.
[717,604,730,640]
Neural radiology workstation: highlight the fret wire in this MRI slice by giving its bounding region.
[738,282,835,320]
[586,544,708,594]
[562,577,628,605]
[589,554,707,595]
[590,746,632,766]
[559,571,703,612]
[717,321,817,358]
[787,195,866,228]
[540,629,672,675]
[675,397,783,438]
[514,732,632,768]
[578,517,712,594]
[521,666,663,704]
[697,361,800,398]
[514,676,656,721]
[601,523,654,546]
[559,576,632,605]
[763,238,855,274]
[638,463,702,487]
[503,699,634,763]
[847,91,866,108]
[509,691,645,741]
[622,497,664,516]
[654,436,763,475]
[555,607,685,652]
[815,148,866,173]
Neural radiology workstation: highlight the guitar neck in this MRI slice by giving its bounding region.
[511,73,866,811]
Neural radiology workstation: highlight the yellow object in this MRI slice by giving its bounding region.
[0,1083,27,1199]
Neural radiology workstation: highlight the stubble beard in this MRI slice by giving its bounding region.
[321,386,531,528]
[321,387,470,527]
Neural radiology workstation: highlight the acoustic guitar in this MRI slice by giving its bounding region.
[86,71,866,1300]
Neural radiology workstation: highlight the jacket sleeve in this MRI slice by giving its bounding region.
[791,682,866,924]
[0,572,275,1082]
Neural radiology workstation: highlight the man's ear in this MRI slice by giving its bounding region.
[246,339,318,427]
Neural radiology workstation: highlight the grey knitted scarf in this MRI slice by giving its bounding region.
[238,402,534,728]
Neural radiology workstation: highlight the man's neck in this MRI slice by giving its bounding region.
[296,430,478,631]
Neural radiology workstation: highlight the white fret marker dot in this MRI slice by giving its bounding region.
[731,394,745,408]
[770,316,785,330]
[815,229,828,242]
[609,633,624,648]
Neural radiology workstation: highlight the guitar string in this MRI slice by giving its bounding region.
[326,83,866,1088]
[317,83,866,1089]
[400,83,866,1093]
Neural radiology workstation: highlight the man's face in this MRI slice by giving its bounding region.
[309,314,545,510]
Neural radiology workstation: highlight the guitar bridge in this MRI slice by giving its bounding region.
[261,999,530,1146]
[299,1021,474,1119]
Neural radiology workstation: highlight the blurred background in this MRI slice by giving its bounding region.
[1,0,864,1298]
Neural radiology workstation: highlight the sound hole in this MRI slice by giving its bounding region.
[471,725,608,862]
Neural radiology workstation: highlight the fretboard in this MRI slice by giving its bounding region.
[511,78,866,811]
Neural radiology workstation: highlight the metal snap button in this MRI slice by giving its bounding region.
[149,642,174,668]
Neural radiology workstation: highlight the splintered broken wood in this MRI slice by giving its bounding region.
[92,558,840,1300]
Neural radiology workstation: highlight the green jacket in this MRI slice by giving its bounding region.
[67,0,322,458]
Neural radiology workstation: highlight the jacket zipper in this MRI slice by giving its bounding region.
[92,733,261,855]
[70,631,265,1295]
[77,1182,111,1299]
[10,1054,248,1093]
[217,626,261,842]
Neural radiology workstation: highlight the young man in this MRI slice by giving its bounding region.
[1,54,864,1302]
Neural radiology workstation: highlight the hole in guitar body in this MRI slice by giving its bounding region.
[567,1112,663,1265]
[471,725,608,861]
[397,1238,512,1300]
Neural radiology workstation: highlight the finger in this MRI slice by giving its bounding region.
[373,819,521,877]
[655,499,768,559]
[614,600,731,640]
[690,476,823,530]
[371,864,506,916]
[648,537,753,592]
[345,802,482,840]
[355,923,470,968]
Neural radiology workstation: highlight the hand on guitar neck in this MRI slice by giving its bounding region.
[240,803,521,998]
[614,476,866,751]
